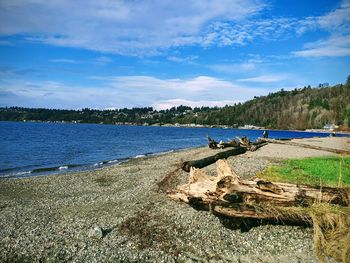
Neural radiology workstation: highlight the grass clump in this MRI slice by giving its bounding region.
[259,156,350,187]
[258,156,350,262]
[310,203,350,263]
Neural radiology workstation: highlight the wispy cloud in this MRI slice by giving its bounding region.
[292,0,350,57]
[293,35,350,57]
[208,59,261,74]
[167,55,198,63]
[50,58,81,64]
[202,18,301,47]
[237,74,288,83]
[0,75,266,109]
[0,0,264,55]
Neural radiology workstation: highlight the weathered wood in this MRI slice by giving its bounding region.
[170,160,349,223]
[207,136,219,149]
[267,139,350,155]
[182,147,247,172]
[207,137,240,149]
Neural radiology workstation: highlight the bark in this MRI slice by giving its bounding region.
[184,137,268,172]
[169,160,349,223]
[207,137,240,149]
[182,147,247,172]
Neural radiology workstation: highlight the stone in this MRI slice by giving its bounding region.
[88,226,104,239]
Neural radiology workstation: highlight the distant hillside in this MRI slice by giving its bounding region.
[175,83,350,130]
[1,82,349,130]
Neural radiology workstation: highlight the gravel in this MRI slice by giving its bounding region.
[1,137,348,262]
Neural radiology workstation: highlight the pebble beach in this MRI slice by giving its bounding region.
[0,137,349,262]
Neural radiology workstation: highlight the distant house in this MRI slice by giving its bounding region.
[323,123,338,131]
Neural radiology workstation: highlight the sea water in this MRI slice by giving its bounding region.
[0,121,344,178]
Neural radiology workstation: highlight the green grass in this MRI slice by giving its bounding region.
[259,156,350,187]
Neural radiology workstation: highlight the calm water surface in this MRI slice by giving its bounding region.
[0,121,344,178]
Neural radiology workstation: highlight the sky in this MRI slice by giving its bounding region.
[0,0,349,110]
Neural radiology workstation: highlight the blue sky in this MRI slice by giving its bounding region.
[0,0,349,110]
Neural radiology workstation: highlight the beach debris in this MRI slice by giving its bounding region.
[207,136,240,149]
[182,147,247,172]
[88,226,104,239]
[207,136,267,151]
[182,136,267,172]
[267,139,350,155]
[170,160,349,223]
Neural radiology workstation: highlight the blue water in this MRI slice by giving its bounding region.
[0,121,346,178]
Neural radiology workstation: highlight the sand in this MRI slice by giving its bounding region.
[0,136,349,262]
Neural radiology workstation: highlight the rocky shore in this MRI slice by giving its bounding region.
[0,137,348,262]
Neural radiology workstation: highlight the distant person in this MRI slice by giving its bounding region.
[331,132,336,137]
[263,130,269,139]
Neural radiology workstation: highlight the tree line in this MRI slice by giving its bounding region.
[1,80,349,130]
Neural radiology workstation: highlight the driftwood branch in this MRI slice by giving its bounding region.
[267,139,350,155]
[182,136,267,172]
[170,160,349,223]
[182,147,247,172]
[207,136,240,149]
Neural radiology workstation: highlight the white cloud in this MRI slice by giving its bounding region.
[317,0,350,31]
[293,35,350,57]
[94,75,244,94]
[167,55,198,63]
[292,0,350,57]
[0,75,266,109]
[50,58,81,64]
[293,44,350,57]
[1,0,349,58]
[237,74,288,83]
[0,0,264,55]
[208,59,261,74]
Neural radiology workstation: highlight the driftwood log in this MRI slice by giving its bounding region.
[208,136,267,150]
[170,160,349,223]
[183,137,267,172]
[182,147,247,172]
[208,136,240,149]
[267,139,350,155]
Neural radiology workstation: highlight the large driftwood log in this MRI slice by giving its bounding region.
[182,147,247,172]
[267,139,350,155]
[207,137,240,149]
[207,136,266,150]
[170,160,349,222]
[184,137,267,172]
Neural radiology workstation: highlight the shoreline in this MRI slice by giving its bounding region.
[3,120,350,135]
[0,146,203,180]
[2,124,349,179]
[0,137,349,262]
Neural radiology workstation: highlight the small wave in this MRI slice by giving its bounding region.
[107,159,119,164]
[134,154,145,158]
[31,164,80,174]
[93,161,106,167]
[0,170,32,179]
[16,171,32,175]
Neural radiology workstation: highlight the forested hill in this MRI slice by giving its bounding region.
[1,82,349,130]
[181,83,350,130]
